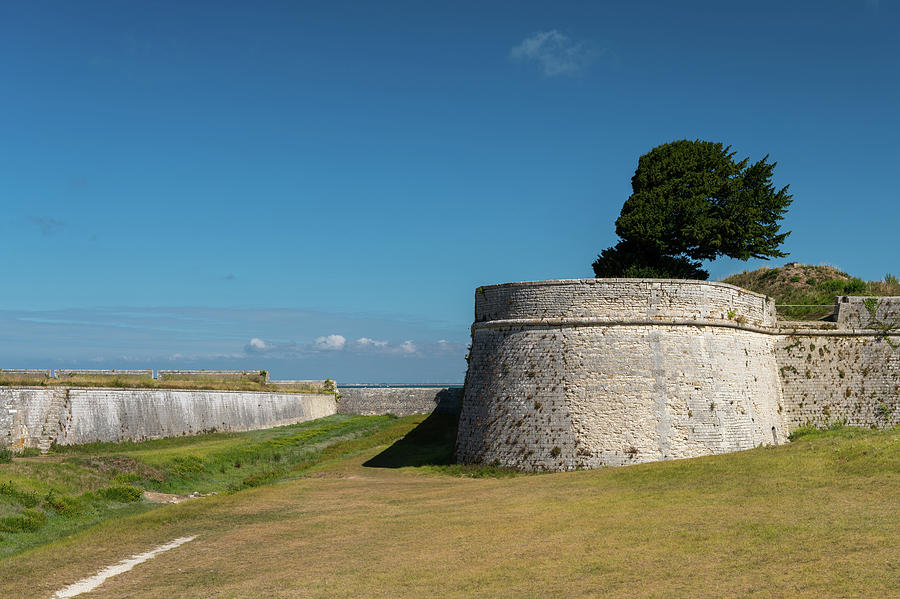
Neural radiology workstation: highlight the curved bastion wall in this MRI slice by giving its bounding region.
[456,279,787,471]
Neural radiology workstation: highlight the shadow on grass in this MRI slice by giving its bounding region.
[363,411,459,469]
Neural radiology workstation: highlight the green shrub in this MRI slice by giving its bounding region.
[0,508,46,533]
[844,278,867,294]
[97,485,143,503]
[0,481,40,507]
[44,491,85,517]
[167,455,205,477]
[0,448,13,464]
[113,472,141,484]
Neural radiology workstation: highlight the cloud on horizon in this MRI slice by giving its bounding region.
[0,305,467,383]
[509,30,599,76]
[314,334,346,351]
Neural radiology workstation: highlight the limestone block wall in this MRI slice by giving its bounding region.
[0,369,50,379]
[776,328,900,429]
[0,388,57,450]
[55,369,153,379]
[457,279,786,471]
[1,388,336,448]
[336,387,462,416]
[475,278,775,327]
[835,296,900,328]
[157,369,269,383]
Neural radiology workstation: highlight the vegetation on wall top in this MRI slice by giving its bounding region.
[722,263,900,320]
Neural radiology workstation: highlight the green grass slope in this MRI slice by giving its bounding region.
[722,263,900,320]
[1,415,898,598]
[0,414,409,557]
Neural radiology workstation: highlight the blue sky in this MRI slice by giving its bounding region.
[1,1,898,382]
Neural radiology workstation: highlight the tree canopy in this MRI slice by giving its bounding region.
[592,140,793,280]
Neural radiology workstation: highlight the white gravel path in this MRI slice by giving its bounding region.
[52,535,197,598]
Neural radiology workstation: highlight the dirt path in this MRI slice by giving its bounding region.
[51,536,197,598]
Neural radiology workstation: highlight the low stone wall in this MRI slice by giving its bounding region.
[337,387,462,417]
[54,369,154,379]
[835,296,900,328]
[157,369,269,383]
[0,369,50,379]
[1,387,336,449]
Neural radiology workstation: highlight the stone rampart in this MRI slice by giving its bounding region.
[337,387,462,417]
[834,296,900,328]
[458,279,785,471]
[54,369,154,380]
[457,280,899,471]
[157,369,269,383]
[776,298,900,429]
[0,369,50,381]
[1,388,336,449]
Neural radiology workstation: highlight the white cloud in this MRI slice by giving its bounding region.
[248,338,268,350]
[509,30,598,77]
[314,334,346,351]
[399,340,417,355]
[355,337,388,347]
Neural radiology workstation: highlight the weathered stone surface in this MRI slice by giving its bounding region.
[1,388,336,448]
[777,331,900,430]
[457,279,899,472]
[337,387,461,416]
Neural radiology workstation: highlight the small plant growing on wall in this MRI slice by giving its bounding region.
[861,298,900,349]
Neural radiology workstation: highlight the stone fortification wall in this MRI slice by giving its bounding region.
[476,278,775,327]
[0,369,50,379]
[157,369,269,383]
[776,297,900,429]
[55,369,154,379]
[337,387,462,417]
[457,279,786,471]
[835,296,900,328]
[1,388,336,449]
[0,388,60,451]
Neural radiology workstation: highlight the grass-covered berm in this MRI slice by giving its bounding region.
[0,415,406,558]
[1,415,898,599]
[722,263,900,320]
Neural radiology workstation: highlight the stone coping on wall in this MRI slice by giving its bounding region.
[0,385,312,395]
[473,316,900,338]
[476,277,771,301]
[55,369,154,377]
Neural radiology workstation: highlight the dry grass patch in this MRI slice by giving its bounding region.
[1,423,897,598]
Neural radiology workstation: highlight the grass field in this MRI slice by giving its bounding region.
[1,415,898,598]
[0,415,406,558]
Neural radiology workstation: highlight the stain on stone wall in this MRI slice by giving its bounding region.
[1,388,336,449]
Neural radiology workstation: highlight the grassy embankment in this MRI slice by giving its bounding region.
[1,413,898,598]
[722,263,900,320]
[0,373,334,394]
[0,414,417,557]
